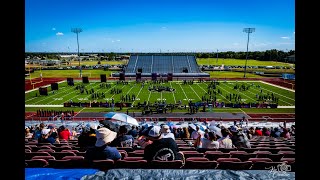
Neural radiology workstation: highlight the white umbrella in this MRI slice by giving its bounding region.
[104,112,139,126]
[208,125,222,138]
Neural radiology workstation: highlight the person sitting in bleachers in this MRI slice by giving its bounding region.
[38,125,60,144]
[32,123,45,140]
[160,125,175,140]
[25,127,33,139]
[217,128,233,148]
[262,127,271,136]
[58,125,70,141]
[280,128,291,139]
[180,127,190,139]
[85,127,121,161]
[254,127,263,136]
[229,126,251,149]
[143,126,182,162]
[270,127,281,138]
[110,125,134,147]
[199,131,219,149]
[127,126,138,138]
[78,126,97,149]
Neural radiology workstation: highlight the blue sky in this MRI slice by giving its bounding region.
[25,0,295,52]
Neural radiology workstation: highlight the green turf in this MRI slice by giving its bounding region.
[197,58,295,67]
[27,69,116,78]
[25,80,295,107]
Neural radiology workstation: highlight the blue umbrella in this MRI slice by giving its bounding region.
[104,112,139,126]
[166,122,174,127]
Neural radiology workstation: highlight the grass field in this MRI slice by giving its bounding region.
[25,80,295,108]
[197,58,295,67]
[26,69,116,79]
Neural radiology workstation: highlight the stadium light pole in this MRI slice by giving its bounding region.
[243,28,255,78]
[71,28,83,77]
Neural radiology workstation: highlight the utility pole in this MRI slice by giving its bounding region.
[243,28,255,78]
[71,28,83,77]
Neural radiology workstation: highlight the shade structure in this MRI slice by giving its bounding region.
[104,112,139,126]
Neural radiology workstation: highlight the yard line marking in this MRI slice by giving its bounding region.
[64,82,101,104]
[220,83,256,102]
[83,82,118,100]
[178,84,188,100]
[110,84,127,98]
[197,83,231,103]
[26,82,76,103]
[255,81,295,101]
[188,85,201,100]
[74,107,86,116]
[169,82,176,103]
[132,86,144,106]
[31,83,80,104]
[241,82,294,105]
[147,91,151,102]
[260,81,295,92]
[25,97,37,102]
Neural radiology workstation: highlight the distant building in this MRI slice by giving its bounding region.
[286,54,295,63]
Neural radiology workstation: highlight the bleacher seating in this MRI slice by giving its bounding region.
[25,134,295,171]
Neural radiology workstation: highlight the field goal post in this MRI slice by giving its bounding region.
[28,65,43,89]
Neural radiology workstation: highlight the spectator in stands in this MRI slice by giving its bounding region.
[172,127,181,138]
[199,131,219,149]
[25,127,33,139]
[38,125,60,144]
[32,123,45,140]
[58,125,70,141]
[262,127,271,136]
[110,125,134,147]
[137,134,153,149]
[229,126,251,149]
[270,127,281,138]
[255,127,263,136]
[280,128,291,139]
[143,126,182,162]
[160,125,175,140]
[204,129,209,139]
[191,126,203,140]
[85,127,121,161]
[127,126,138,138]
[181,127,190,139]
[217,128,233,148]
[78,126,97,149]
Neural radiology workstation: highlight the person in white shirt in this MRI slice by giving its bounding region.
[200,131,219,149]
[160,125,175,140]
[217,128,234,148]
[191,126,202,139]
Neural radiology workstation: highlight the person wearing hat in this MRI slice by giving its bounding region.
[217,128,234,148]
[143,126,182,162]
[85,127,121,161]
[38,126,59,144]
[229,126,251,149]
[160,125,175,140]
[110,125,134,147]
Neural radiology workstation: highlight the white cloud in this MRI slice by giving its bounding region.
[52,28,56,31]
[281,36,290,39]
[56,32,64,36]
[116,39,120,42]
[111,40,115,43]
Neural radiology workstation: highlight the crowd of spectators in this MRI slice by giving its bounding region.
[26,120,295,165]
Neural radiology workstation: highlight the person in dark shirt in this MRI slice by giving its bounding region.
[85,127,121,161]
[110,125,134,147]
[127,126,138,138]
[143,126,182,162]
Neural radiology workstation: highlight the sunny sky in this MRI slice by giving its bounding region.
[25,0,295,53]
